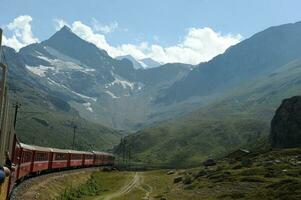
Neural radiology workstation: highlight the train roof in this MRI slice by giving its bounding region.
[20,143,52,152]
[51,147,71,154]
[68,149,91,154]
[20,143,112,156]
[20,143,83,154]
[92,151,114,156]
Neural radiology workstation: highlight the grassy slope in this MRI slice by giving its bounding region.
[166,148,301,200]
[10,78,122,151]
[56,148,301,199]
[58,171,134,200]
[4,46,122,151]
[116,59,301,167]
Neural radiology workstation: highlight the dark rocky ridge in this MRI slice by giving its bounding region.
[270,96,301,148]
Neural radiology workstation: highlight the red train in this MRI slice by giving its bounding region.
[0,29,115,200]
[10,138,115,186]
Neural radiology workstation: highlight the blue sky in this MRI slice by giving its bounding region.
[1,0,301,64]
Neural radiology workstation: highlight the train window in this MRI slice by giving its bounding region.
[21,151,32,163]
[35,152,48,161]
[71,154,82,160]
[55,153,67,160]
[86,155,93,159]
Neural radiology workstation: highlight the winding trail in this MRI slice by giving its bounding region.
[101,172,154,200]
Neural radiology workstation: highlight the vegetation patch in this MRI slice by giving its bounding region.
[32,117,49,127]
[57,171,132,200]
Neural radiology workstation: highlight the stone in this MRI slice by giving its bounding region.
[173,176,183,183]
[167,170,175,175]
[203,159,216,167]
[270,96,301,148]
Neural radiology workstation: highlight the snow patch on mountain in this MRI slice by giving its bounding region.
[83,102,93,112]
[47,77,98,102]
[67,88,98,102]
[47,78,62,87]
[36,55,95,75]
[137,60,147,68]
[105,90,120,99]
[26,65,55,77]
[105,77,135,90]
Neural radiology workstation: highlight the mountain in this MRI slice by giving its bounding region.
[115,21,301,167]
[10,20,301,165]
[139,58,162,68]
[3,46,122,151]
[6,26,194,134]
[116,55,162,69]
[116,55,145,69]
[157,21,301,105]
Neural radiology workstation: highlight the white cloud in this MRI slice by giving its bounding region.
[92,18,118,34]
[70,20,119,56]
[4,16,242,65]
[55,20,242,65]
[54,18,69,30]
[3,15,39,51]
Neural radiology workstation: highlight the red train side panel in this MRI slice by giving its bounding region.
[92,151,115,166]
[51,148,69,169]
[9,139,115,197]
[84,153,94,166]
[16,144,35,180]
[69,150,84,167]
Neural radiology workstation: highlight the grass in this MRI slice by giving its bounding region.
[32,171,93,200]
[9,78,122,151]
[115,59,301,168]
[24,147,300,200]
[57,171,133,200]
[115,116,269,168]
[114,171,174,200]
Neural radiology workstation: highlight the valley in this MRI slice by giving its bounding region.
[5,20,301,165]
[2,1,301,200]
[15,147,301,200]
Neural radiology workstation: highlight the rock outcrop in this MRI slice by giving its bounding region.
[270,96,301,148]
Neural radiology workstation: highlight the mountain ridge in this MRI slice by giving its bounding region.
[156,20,301,104]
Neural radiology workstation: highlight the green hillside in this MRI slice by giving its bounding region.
[5,46,122,151]
[116,58,301,167]
[11,80,122,151]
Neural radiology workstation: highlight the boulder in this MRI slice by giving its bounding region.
[173,176,183,183]
[182,175,192,185]
[270,96,301,148]
[167,170,175,175]
[203,159,216,167]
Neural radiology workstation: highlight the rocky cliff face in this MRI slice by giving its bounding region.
[270,96,301,148]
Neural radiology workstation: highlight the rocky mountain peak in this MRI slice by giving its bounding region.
[270,96,301,148]
[41,25,111,68]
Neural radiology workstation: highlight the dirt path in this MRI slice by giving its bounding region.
[101,172,153,200]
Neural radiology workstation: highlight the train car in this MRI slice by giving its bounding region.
[107,153,115,166]
[13,143,52,179]
[104,153,115,166]
[31,145,52,173]
[92,151,104,166]
[14,143,34,181]
[69,150,84,167]
[83,152,94,167]
[92,151,115,166]
[51,148,69,169]
[0,29,116,200]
